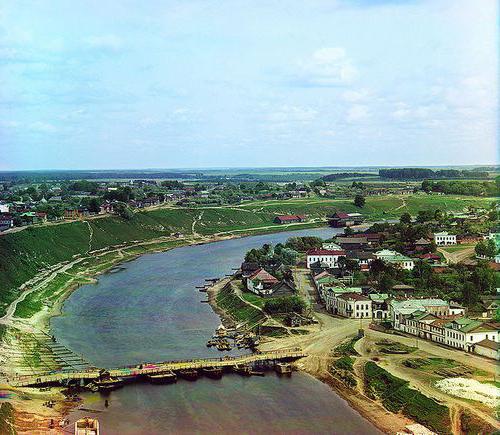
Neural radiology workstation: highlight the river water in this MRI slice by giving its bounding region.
[52,227,380,434]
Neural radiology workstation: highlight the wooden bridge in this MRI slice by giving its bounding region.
[10,348,306,387]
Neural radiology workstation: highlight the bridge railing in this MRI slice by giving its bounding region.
[11,348,305,384]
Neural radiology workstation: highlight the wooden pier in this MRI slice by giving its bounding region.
[10,348,306,387]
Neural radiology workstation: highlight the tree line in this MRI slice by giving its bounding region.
[379,168,489,180]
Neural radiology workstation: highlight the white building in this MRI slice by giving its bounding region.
[306,249,346,269]
[390,298,449,331]
[374,249,415,271]
[336,292,372,318]
[444,318,499,351]
[433,232,457,246]
[473,339,499,360]
[324,287,362,313]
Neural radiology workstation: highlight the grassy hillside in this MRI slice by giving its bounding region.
[0,194,494,317]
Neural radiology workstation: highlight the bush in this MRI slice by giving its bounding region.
[334,356,354,371]
[263,296,306,314]
[285,236,323,252]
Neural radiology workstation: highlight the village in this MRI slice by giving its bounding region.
[232,209,499,359]
[0,169,486,233]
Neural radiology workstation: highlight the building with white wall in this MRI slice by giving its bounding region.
[434,232,457,246]
[306,249,346,269]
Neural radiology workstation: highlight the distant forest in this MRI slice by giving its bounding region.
[379,168,490,180]
[321,172,375,181]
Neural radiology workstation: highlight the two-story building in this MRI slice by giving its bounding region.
[336,293,372,318]
[306,249,346,269]
[434,232,457,246]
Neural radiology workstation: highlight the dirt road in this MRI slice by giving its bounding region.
[438,246,476,264]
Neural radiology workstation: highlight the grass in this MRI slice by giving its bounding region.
[241,291,266,308]
[439,243,476,253]
[333,336,361,356]
[216,283,265,327]
[364,362,451,434]
[376,339,417,354]
[333,355,354,371]
[404,357,458,370]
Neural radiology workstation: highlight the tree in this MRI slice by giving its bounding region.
[264,296,306,314]
[354,194,365,208]
[421,179,432,193]
[399,212,411,225]
[344,226,354,235]
[285,236,322,252]
[475,239,497,259]
[88,198,101,213]
[114,203,134,220]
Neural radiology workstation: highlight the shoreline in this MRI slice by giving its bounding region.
[0,220,402,433]
[1,222,335,432]
[204,275,413,435]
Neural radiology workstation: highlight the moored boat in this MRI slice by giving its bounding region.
[94,377,124,391]
[148,371,177,384]
[178,369,199,381]
[202,367,223,379]
[233,364,252,377]
[75,417,99,435]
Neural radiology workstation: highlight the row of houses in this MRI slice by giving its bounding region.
[315,273,499,359]
[391,298,499,359]
[306,247,416,271]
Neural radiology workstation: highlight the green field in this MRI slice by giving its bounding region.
[0,194,494,317]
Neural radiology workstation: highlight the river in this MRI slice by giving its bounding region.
[52,227,380,434]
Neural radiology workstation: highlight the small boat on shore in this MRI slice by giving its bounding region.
[202,367,223,379]
[75,417,99,435]
[94,377,124,391]
[178,369,199,381]
[148,371,177,384]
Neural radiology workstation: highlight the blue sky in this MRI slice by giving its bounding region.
[0,0,497,170]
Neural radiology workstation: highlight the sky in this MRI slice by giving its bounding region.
[0,0,498,170]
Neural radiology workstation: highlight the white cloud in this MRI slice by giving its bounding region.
[346,104,369,122]
[298,47,359,86]
[83,34,123,51]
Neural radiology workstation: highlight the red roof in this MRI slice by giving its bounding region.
[333,212,350,219]
[248,268,279,283]
[306,249,346,256]
[275,215,305,221]
[418,253,441,260]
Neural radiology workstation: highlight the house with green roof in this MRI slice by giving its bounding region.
[444,318,499,351]
[374,249,415,270]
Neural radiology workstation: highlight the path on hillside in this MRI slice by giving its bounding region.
[394,198,407,211]
[191,210,205,236]
[438,246,475,264]
[0,258,87,325]
[84,220,94,253]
